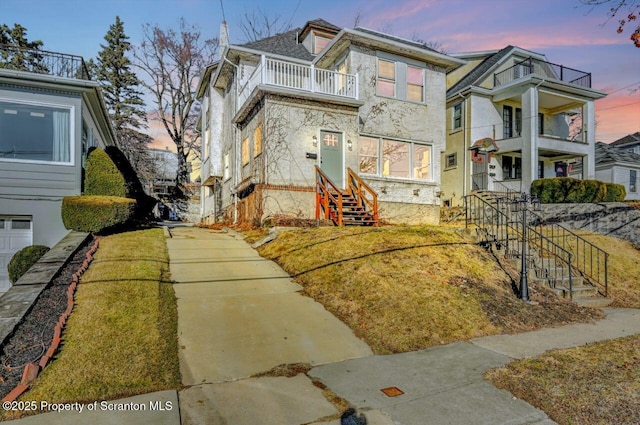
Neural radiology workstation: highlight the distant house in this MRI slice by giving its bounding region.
[148,148,178,196]
[197,19,464,225]
[609,131,640,154]
[442,46,607,206]
[0,45,116,291]
[589,142,640,200]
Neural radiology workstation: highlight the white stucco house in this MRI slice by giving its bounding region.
[0,46,116,290]
[197,19,465,226]
[442,46,607,206]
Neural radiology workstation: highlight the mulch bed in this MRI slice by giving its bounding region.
[0,241,91,399]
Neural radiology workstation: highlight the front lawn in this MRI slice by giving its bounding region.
[5,228,180,419]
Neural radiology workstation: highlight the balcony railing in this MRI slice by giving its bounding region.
[494,57,591,89]
[238,56,358,109]
[0,44,90,80]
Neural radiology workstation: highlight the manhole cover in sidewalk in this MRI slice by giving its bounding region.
[380,387,404,397]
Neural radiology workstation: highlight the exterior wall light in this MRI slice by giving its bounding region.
[312,135,318,146]
[347,139,353,151]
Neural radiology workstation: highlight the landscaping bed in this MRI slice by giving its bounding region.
[0,241,91,399]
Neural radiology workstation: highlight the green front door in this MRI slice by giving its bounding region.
[320,131,343,187]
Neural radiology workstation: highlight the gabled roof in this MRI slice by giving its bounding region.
[240,28,315,61]
[610,132,640,148]
[447,45,514,97]
[595,141,640,165]
[300,18,341,38]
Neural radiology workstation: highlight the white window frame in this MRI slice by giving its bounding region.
[0,97,75,166]
[375,53,426,104]
[452,103,462,130]
[358,135,433,181]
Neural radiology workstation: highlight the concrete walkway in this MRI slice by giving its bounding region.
[166,226,373,425]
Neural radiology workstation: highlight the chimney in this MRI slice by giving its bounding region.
[220,21,229,49]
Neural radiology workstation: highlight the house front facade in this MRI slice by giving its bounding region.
[198,19,464,225]
[589,142,640,200]
[0,46,116,290]
[442,46,607,206]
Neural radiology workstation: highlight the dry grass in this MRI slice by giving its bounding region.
[5,228,180,419]
[258,226,602,354]
[486,335,640,425]
[566,231,640,308]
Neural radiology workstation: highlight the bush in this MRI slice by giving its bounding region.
[531,178,610,203]
[604,183,626,202]
[62,195,135,233]
[84,149,127,197]
[8,245,50,283]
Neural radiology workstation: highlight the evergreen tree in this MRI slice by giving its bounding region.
[94,17,153,185]
[0,23,47,72]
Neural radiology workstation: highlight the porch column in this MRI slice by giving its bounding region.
[583,101,596,180]
[521,86,539,193]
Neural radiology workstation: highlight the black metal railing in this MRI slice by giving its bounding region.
[465,193,576,297]
[465,192,609,297]
[0,44,90,80]
[494,57,591,88]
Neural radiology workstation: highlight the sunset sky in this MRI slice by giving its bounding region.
[3,0,639,148]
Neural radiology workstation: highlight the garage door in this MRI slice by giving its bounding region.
[0,217,33,292]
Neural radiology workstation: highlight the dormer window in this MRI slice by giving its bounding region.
[314,33,332,54]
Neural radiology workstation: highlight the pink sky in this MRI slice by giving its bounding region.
[3,0,638,143]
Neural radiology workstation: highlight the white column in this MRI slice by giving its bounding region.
[521,86,539,193]
[583,101,596,180]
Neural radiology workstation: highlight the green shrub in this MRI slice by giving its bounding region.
[84,149,127,197]
[531,178,609,203]
[8,245,50,283]
[604,183,626,202]
[62,195,135,233]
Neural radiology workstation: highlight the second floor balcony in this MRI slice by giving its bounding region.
[494,57,591,89]
[237,56,359,112]
[0,44,90,80]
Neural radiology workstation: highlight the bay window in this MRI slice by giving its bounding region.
[0,100,72,164]
[359,136,432,181]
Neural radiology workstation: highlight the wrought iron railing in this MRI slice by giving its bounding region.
[0,44,90,80]
[494,57,591,88]
[466,191,608,298]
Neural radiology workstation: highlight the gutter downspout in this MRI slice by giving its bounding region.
[458,92,469,200]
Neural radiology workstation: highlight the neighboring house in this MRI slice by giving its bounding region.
[148,147,178,196]
[572,142,640,201]
[197,19,464,225]
[442,46,607,206]
[609,131,640,154]
[0,45,116,291]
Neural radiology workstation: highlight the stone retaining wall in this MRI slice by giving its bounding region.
[537,203,640,246]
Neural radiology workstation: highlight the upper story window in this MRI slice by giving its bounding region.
[376,57,426,103]
[314,34,332,54]
[377,59,396,97]
[253,124,263,157]
[0,100,72,164]
[453,103,462,130]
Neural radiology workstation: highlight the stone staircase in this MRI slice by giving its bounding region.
[466,191,611,307]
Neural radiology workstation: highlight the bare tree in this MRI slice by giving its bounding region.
[580,0,640,47]
[410,32,447,53]
[135,19,218,193]
[238,8,291,42]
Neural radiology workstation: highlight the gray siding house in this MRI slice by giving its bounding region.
[0,47,116,291]
[197,19,464,226]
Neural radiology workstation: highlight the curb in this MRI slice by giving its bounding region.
[1,237,101,402]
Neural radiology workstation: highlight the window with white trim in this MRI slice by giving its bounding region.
[358,136,433,181]
[0,100,72,164]
[314,34,331,54]
[376,57,426,103]
[453,103,462,130]
[630,169,637,193]
[223,153,230,180]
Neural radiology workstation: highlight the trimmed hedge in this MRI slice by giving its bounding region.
[531,178,626,203]
[62,195,136,233]
[604,183,626,202]
[84,148,127,198]
[8,245,50,283]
